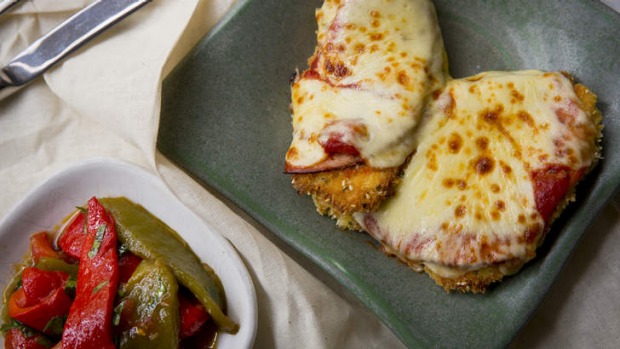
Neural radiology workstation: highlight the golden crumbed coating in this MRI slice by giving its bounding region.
[291,165,401,229]
[574,82,604,157]
[425,266,507,293]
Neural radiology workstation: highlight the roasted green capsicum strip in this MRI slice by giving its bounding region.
[35,257,79,276]
[100,197,238,333]
[1,265,25,324]
[117,258,179,348]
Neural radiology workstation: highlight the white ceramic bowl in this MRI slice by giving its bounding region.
[0,158,257,348]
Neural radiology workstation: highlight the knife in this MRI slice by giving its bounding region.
[0,0,20,17]
[0,0,150,102]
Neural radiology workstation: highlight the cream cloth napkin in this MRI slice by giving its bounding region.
[0,1,404,348]
[0,1,618,348]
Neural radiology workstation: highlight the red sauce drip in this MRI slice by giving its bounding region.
[530,164,584,223]
[320,134,360,156]
[303,68,321,80]
[362,214,385,241]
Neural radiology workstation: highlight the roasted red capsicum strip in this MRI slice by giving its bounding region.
[118,251,142,284]
[57,210,87,260]
[30,232,61,263]
[4,327,52,349]
[62,197,119,349]
[179,290,210,339]
[21,267,69,304]
[7,267,72,334]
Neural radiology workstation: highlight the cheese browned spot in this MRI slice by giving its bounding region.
[285,0,447,173]
[356,71,602,292]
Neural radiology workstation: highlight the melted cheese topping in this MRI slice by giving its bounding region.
[286,0,447,171]
[357,71,599,277]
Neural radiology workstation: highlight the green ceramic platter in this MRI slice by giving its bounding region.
[158,1,620,347]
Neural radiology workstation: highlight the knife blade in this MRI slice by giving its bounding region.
[0,0,150,102]
[0,0,20,17]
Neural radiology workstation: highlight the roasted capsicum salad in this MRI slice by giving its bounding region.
[1,196,239,349]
